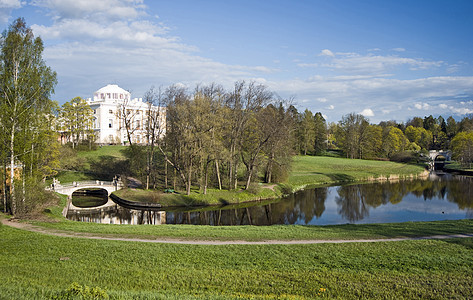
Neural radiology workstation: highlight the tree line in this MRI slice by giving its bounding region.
[295,109,473,165]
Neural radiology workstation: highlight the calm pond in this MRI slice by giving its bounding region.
[67,172,473,225]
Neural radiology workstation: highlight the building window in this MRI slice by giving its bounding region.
[100,93,105,99]
[136,120,140,129]
[93,109,96,114]
[109,119,113,128]
[109,109,113,114]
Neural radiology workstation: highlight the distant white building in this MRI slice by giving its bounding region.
[87,84,166,145]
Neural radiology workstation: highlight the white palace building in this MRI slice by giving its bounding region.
[87,84,165,145]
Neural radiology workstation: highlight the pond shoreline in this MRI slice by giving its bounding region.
[110,169,430,210]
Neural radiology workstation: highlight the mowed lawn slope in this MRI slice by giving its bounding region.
[1,224,473,299]
[288,156,426,190]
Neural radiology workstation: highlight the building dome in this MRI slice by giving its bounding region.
[93,84,130,101]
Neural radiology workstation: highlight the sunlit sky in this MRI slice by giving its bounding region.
[2,0,473,123]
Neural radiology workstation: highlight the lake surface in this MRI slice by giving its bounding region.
[66,172,473,225]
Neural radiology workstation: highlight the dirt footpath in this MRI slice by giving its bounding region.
[2,217,473,245]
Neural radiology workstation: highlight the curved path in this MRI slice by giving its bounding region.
[2,218,473,245]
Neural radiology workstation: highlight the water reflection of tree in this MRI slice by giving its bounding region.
[335,185,370,222]
[446,176,473,209]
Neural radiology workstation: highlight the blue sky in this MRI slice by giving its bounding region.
[2,0,473,123]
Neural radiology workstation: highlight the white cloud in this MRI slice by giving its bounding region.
[297,63,318,68]
[327,104,335,110]
[439,103,448,109]
[316,97,327,103]
[319,49,335,57]
[324,53,443,74]
[392,48,406,52]
[360,108,374,117]
[0,0,22,23]
[32,0,145,21]
[414,103,432,110]
[450,107,473,115]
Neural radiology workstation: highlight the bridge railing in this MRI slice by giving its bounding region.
[47,180,119,192]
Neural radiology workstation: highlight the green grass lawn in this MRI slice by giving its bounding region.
[1,223,472,299]
[287,156,426,190]
[76,145,127,161]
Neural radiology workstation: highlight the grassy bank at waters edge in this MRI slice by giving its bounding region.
[112,156,427,207]
[113,186,280,207]
[1,222,473,299]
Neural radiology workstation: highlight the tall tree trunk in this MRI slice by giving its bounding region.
[146,147,150,190]
[266,152,274,184]
[10,124,16,215]
[186,161,192,195]
[215,160,222,190]
[203,160,210,195]
[3,162,7,213]
[245,165,253,190]
[164,159,168,189]
[22,162,25,210]
[228,144,234,190]
[30,143,34,177]
[234,160,238,190]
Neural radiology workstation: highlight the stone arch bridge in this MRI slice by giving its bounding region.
[428,150,452,169]
[47,180,123,197]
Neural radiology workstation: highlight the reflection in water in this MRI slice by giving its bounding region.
[67,205,166,225]
[67,173,473,225]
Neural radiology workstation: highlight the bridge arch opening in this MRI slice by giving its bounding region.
[433,155,447,170]
[71,188,109,208]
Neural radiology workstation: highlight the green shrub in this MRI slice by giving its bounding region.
[389,151,423,164]
[54,282,108,299]
[246,182,261,195]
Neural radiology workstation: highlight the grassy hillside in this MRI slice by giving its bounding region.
[1,223,472,299]
[288,156,426,190]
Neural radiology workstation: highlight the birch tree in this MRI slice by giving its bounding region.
[0,18,57,215]
[60,97,94,149]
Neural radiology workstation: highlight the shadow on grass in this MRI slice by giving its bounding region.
[443,238,473,250]
[219,198,230,206]
[88,155,128,180]
[320,219,473,239]
[326,173,356,182]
